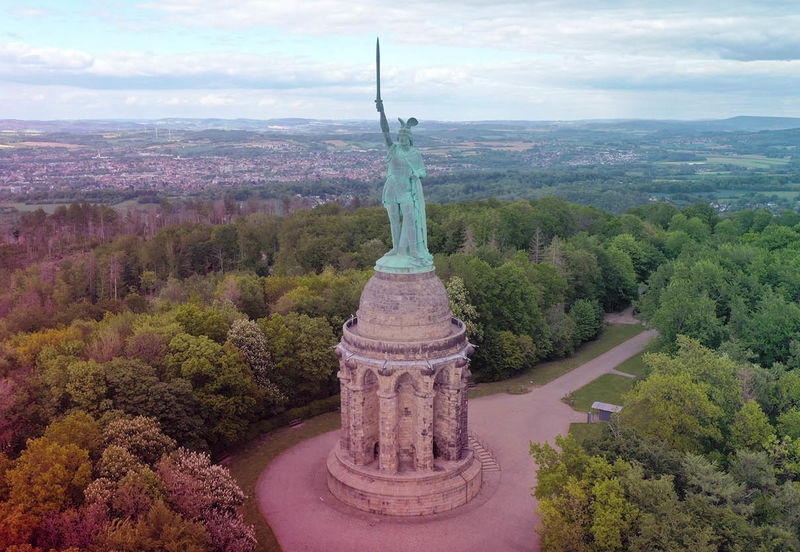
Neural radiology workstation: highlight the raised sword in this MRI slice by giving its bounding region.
[376,37,383,113]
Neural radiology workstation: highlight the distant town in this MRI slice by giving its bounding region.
[1,117,799,217]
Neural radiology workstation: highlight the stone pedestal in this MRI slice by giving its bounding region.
[327,269,481,516]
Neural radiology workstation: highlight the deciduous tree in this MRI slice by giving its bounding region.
[622,370,722,453]
[6,436,92,516]
[730,400,776,453]
[259,312,337,406]
[103,416,176,466]
[102,500,212,552]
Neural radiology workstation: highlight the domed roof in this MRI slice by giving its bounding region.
[354,270,454,342]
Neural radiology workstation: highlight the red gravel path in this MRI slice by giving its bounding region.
[256,329,657,552]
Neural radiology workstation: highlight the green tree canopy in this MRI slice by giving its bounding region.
[622,370,722,453]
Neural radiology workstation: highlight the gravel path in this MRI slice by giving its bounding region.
[604,306,640,325]
[256,329,656,552]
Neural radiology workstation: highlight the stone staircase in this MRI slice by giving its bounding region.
[469,435,500,472]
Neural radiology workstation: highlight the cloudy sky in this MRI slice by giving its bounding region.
[1,0,799,121]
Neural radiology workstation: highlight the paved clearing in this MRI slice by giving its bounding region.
[257,329,657,552]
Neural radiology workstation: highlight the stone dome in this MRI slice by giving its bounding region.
[354,269,454,342]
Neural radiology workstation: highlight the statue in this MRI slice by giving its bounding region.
[374,38,434,274]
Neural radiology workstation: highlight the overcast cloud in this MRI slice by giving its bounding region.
[1,0,798,120]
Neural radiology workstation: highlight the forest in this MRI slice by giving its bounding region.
[1,194,799,550]
[531,203,800,550]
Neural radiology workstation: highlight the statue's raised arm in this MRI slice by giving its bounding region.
[374,38,433,274]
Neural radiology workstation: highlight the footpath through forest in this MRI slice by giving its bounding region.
[256,327,656,552]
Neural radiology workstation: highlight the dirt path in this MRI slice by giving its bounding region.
[604,306,640,325]
[256,329,656,552]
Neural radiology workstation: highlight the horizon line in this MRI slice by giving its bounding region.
[2,114,799,124]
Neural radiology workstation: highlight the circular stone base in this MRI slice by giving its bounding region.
[326,444,482,516]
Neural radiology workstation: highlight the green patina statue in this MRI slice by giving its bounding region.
[374,39,434,274]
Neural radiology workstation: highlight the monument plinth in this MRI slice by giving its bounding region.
[326,269,481,516]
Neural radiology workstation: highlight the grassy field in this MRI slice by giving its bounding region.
[3,201,74,213]
[468,324,646,399]
[614,352,648,378]
[712,189,800,200]
[761,190,800,199]
[562,373,637,412]
[2,197,161,213]
[655,154,789,169]
[561,351,649,415]
[568,422,606,444]
[705,155,789,168]
[226,412,341,552]
[563,352,652,446]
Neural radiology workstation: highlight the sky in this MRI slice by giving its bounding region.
[1,0,800,121]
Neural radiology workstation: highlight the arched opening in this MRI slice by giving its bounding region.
[362,369,379,464]
[433,441,440,459]
[373,441,380,461]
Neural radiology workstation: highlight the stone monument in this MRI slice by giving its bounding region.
[326,39,481,516]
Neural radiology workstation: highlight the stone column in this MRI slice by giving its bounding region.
[415,389,434,471]
[459,373,469,455]
[438,384,462,461]
[378,389,398,472]
[337,368,351,452]
[349,385,367,464]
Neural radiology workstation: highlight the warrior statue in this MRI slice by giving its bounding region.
[374,38,433,273]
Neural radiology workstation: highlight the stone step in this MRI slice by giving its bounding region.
[469,434,501,472]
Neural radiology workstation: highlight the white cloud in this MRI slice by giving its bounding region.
[2,37,797,96]
[0,42,93,71]
[137,0,393,33]
[0,78,795,121]
[1,36,799,120]
[6,6,52,18]
[198,93,232,106]
[1,1,800,119]
[135,0,800,62]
